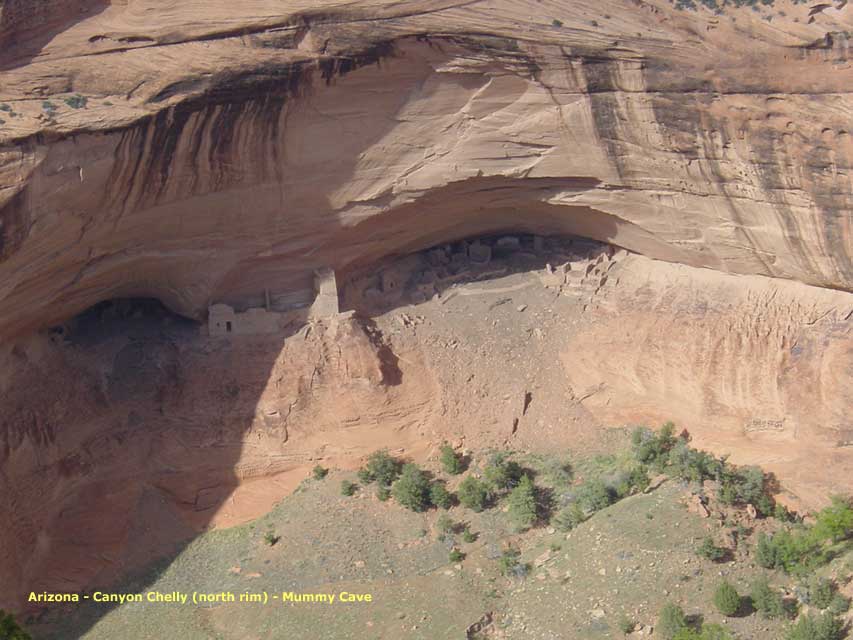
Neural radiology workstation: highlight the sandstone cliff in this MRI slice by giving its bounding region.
[0,0,851,341]
[1,0,852,619]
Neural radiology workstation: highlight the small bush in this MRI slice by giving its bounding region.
[362,450,402,486]
[507,474,538,531]
[713,580,741,616]
[462,527,477,543]
[552,18,564,27]
[263,531,280,546]
[658,602,688,640]
[340,480,357,496]
[0,609,31,640]
[750,575,787,619]
[806,577,835,609]
[552,502,586,531]
[436,514,454,534]
[668,440,721,485]
[392,463,432,512]
[673,625,735,640]
[449,548,465,562]
[497,547,529,579]
[64,94,88,109]
[718,464,775,516]
[430,482,453,509]
[785,611,845,640]
[439,444,464,474]
[632,422,678,468]
[357,467,374,484]
[457,476,490,512]
[827,593,850,615]
[41,101,57,112]
[775,503,796,522]
[813,496,853,543]
[616,613,635,634]
[377,485,391,501]
[483,452,524,491]
[755,532,779,569]
[312,465,328,480]
[697,536,727,562]
[576,478,614,513]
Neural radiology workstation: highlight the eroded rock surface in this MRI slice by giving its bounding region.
[0,0,851,619]
[0,0,851,340]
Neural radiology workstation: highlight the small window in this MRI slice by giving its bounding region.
[226,321,232,333]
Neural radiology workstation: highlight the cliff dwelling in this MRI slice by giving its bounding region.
[0,1,852,637]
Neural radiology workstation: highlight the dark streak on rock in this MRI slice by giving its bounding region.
[0,187,29,262]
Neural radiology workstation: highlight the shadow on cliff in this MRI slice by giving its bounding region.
[12,297,317,639]
[0,0,110,71]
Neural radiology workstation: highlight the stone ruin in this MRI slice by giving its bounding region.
[311,267,340,318]
[207,267,340,336]
[342,233,627,310]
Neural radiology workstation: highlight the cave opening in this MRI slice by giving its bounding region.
[57,296,200,347]
[340,231,620,316]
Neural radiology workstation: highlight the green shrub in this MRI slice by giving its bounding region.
[0,610,31,640]
[63,94,88,109]
[717,464,774,515]
[673,625,735,640]
[340,480,357,496]
[668,440,721,484]
[632,422,678,468]
[713,581,741,616]
[483,452,524,491]
[552,502,586,531]
[616,613,634,634]
[462,527,477,543]
[657,602,688,640]
[697,624,735,640]
[827,593,850,615]
[497,548,528,578]
[610,466,651,498]
[626,465,651,493]
[263,531,280,546]
[392,464,431,512]
[812,496,853,543]
[449,548,464,562]
[439,444,464,474]
[756,532,779,569]
[750,575,787,619]
[312,465,328,480]
[430,482,453,509]
[377,485,391,501]
[457,476,490,512]
[697,536,727,562]
[576,478,614,513]
[775,503,796,522]
[772,529,823,574]
[806,577,835,609]
[362,450,402,486]
[785,611,844,640]
[507,474,538,531]
[357,467,374,484]
[436,514,454,534]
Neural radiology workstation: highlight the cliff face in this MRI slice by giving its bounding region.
[0,0,852,617]
[0,0,851,340]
